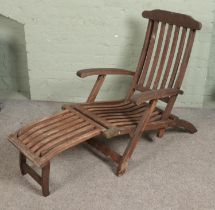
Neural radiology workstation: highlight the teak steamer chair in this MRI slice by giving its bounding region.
[8,10,202,196]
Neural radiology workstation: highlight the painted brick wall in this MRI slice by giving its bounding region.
[0,0,214,107]
[204,9,215,107]
[0,15,29,97]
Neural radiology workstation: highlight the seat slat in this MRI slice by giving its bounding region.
[18,110,71,136]
[112,121,139,126]
[35,124,95,156]
[26,119,86,149]
[40,129,101,164]
[91,103,136,114]
[101,107,151,119]
[74,105,116,128]
[99,111,144,118]
[21,115,81,144]
[149,114,162,122]
[19,112,75,141]
[103,110,161,121]
[84,101,131,110]
[92,103,147,115]
[108,117,142,123]
[107,112,161,124]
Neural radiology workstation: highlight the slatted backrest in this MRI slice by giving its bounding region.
[127,10,202,99]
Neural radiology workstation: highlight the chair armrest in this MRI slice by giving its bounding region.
[131,88,183,105]
[77,68,135,78]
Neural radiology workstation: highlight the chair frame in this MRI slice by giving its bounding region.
[73,10,201,175]
[8,9,202,196]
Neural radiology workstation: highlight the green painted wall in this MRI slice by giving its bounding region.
[0,15,29,99]
[0,0,214,107]
[204,11,215,108]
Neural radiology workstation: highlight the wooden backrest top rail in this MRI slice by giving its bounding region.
[142,10,202,30]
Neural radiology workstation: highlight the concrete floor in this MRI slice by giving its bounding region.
[0,100,215,210]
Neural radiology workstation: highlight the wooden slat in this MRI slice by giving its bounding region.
[40,129,101,165]
[73,105,113,128]
[90,103,136,114]
[101,107,151,119]
[126,20,154,99]
[18,110,70,136]
[82,100,125,107]
[168,28,187,88]
[111,121,139,126]
[19,112,75,141]
[104,110,160,121]
[8,134,42,167]
[149,114,162,122]
[35,124,95,156]
[138,21,159,85]
[104,118,178,137]
[174,30,196,88]
[25,118,84,147]
[21,115,81,144]
[84,101,130,110]
[65,107,106,131]
[92,103,146,115]
[108,118,140,124]
[135,20,154,72]
[160,26,180,88]
[153,24,174,89]
[146,22,166,88]
[28,120,88,150]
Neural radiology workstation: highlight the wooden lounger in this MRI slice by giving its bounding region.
[8,10,202,196]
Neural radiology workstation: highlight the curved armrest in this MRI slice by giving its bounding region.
[77,68,135,78]
[131,88,183,105]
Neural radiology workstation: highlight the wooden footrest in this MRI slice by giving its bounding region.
[8,109,105,167]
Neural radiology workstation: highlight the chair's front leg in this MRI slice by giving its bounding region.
[19,152,27,175]
[42,162,50,197]
[19,152,50,197]
[116,134,140,176]
[116,100,158,176]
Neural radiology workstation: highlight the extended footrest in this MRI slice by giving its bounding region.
[9,109,105,168]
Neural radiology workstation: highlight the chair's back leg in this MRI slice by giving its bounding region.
[117,100,157,176]
[157,95,177,137]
